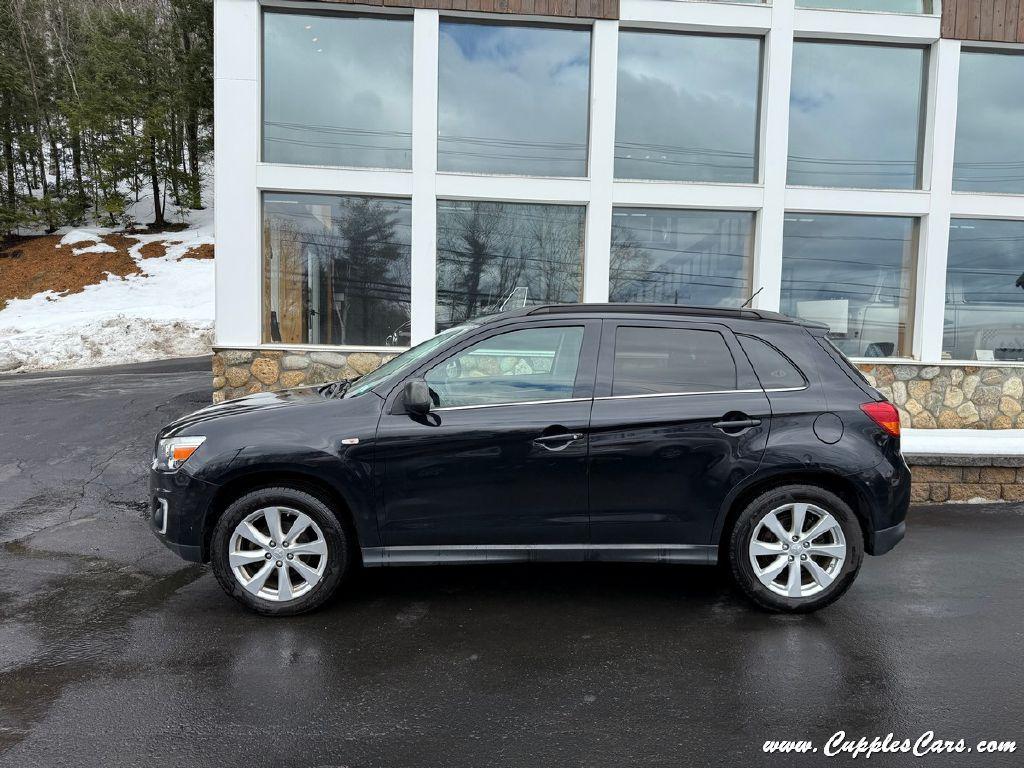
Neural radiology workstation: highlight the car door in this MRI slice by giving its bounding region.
[588,319,771,546]
[374,320,600,547]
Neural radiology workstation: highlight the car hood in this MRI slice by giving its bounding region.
[160,386,342,438]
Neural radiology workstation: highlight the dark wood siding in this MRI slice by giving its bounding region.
[309,0,619,20]
[943,0,1024,42]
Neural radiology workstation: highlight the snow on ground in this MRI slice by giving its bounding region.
[0,194,215,373]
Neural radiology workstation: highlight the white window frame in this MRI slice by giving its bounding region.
[213,0,1024,367]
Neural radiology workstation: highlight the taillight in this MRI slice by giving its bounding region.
[860,401,901,437]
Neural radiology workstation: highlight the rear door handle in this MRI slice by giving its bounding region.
[712,418,762,432]
[533,432,584,450]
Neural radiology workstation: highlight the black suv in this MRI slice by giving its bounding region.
[150,304,909,615]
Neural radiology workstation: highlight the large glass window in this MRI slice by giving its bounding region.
[796,0,931,12]
[437,21,590,177]
[425,326,585,408]
[436,201,585,327]
[609,209,754,306]
[262,193,412,347]
[780,214,917,358]
[953,50,1024,195]
[262,11,412,169]
[788,42,926,190]
[615,31,761,184]
[944,219,1024,362]
[612,327,737,396]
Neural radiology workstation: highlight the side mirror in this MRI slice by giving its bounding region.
[403,379,432,416]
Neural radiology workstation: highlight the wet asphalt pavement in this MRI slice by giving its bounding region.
[0,360,1022,768]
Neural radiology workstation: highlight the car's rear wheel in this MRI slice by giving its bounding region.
[211,486,352,616]
[727,485,863,613]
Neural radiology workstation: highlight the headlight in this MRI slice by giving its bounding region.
[154,436,206,471]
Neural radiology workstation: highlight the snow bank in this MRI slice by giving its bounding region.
[71,242,118,255]
[59,229,101,247]
[0,203,215,373]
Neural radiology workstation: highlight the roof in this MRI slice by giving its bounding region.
[516,303,804,324]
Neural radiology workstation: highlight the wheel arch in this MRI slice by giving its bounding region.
[202,468,365,563]
[715,469,872,554]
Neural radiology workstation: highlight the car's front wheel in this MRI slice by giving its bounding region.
[727,485,863,613]
[211,486,352,616]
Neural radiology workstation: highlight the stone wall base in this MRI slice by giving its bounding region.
[212,347,397,403]
[907,455,1024,503]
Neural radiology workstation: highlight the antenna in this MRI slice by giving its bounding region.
[742,286,764,308]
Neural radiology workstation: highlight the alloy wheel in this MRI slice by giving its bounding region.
[748,502,847,598]
[228,506,328,602]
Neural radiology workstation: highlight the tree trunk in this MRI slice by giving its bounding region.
[149,135,164,227]
[169,116,180,205]
[3,111,16,215]
[186,107,201,209]
[49,136,61,197]
[71,127,84,201]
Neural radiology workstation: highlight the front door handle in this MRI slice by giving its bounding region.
[533,432,584,450]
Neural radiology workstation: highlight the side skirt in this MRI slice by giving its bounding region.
[361,544,718,567]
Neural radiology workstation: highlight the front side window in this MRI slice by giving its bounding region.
[615,31,762,184]
[953,50,1024,195]
[780,214,917,359]
[262,11,413,169]
[612,327,737,396]
[262,192,412,347]
[609,209,754,306]
[437,21,590,177]
[788,41,926,190]
[436,200,585,328]
[425,326,585,408]
[944,219,1024,362]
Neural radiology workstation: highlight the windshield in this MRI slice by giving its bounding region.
[346,324,477,397]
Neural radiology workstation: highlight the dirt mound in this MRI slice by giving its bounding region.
[0,235,142,312]
[181,243,214,260]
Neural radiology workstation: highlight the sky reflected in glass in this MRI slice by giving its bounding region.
[615,32,761,184]
[953,51,1024,194]
[788,42,925,190]
[263,12,412,169]
[438,22,590,177]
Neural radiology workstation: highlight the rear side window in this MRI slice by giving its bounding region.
[738,335,806,389]
[612,327,737,396]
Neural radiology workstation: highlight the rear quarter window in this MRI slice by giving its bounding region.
[737,335,806,390]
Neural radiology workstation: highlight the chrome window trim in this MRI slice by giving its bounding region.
[430,385,806,411]
[433,396,591,412]
[595,385,806,401]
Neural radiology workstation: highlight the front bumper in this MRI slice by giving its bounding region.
[148,468,219,563]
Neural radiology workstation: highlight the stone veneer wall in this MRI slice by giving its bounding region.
[905,455,1024,503]
[856,363,1024,430]
[212,348,395,403]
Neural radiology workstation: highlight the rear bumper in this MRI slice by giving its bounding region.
[869,520,906,556]
[148,468,219,563]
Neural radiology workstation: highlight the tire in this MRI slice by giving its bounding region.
[727,484,863,613]
[211,486,353,616]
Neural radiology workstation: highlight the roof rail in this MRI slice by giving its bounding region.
[525,303,799,323]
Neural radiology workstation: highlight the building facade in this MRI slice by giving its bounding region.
[213,0,1024,451]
